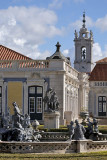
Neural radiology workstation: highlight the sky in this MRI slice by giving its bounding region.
[0,0,107,66]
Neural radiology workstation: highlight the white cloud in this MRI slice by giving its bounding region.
[63,47,75,66]
[95,15,107,32]
[13,38,26,47]
[0,6,64,59]
[92,43,107,63]
[49,0,66,9]
[63,49,69,56]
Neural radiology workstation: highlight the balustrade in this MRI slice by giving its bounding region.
[0,60,49,71]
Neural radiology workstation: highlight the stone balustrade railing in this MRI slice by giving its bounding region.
[0,60,49,71]
[97,134,107,141]
[0,141,71,153]
[41,132,70,141]
[0,140,107,153]
[65,63,79,79]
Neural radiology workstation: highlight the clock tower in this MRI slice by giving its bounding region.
[74,12,94,73]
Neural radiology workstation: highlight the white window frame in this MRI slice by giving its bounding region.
[36,97,42,113]
[37,87,42,94]
[29,97,35,113]
[29,87,35,94]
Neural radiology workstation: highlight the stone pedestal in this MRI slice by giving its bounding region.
[44,111,60,129]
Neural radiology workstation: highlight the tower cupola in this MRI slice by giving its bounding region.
[74,12,94,73]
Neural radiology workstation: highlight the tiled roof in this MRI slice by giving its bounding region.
[89,63,107,81]
[0,45,31,60]
[96,57,107,63]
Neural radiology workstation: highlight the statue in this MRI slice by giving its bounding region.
[93,118,99,133]
[73,119,86,140]
[24,114,31,128]
[84,118,100,140]
[12,102,24,128]
[68,121,74,140]
[85,118,93,139]
[43,88,59,112]
[75,30,78,39]
[90,30,93,39]
[0,102,42,142]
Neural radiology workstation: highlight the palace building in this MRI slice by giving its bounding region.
[0,41,89,125]
[0,13,106,125]
[89,57,107,118]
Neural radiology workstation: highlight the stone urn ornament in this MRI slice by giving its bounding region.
[32,120,40,130]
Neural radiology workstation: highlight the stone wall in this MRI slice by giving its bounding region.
[0,140,107,153]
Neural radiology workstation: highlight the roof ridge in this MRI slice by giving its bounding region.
[96,57,107,63]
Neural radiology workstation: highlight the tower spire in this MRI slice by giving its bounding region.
[82,11,86,28]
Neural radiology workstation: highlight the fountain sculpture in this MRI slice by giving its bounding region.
[0,102,41,142]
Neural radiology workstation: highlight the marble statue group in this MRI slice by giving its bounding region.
[68,118,99,140]
[0,102,41,142]
[43,88,59,112]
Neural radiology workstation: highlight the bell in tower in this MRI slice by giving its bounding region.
[74,12,94,73]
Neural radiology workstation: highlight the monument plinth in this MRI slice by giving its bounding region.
[44,111,60,129]
[43,88,60,129]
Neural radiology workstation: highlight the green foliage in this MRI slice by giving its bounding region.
[38,125,107,134]
[59,125,67,128]
[99,125,107,134]
[38,125,44,129]
[38,125,69,132]
[0,152,107,160]
[99,129,107,134]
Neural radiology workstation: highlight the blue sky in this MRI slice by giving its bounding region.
[0,0,107,65]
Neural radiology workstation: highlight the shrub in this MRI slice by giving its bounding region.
[38,125,44,129]
[59,125,67,128]
[99,129,107,134]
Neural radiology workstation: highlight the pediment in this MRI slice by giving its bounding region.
[28,72,43,81]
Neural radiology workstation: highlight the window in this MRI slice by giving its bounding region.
[103,103,106,112]
[98,96,106,116]
[37,87,42,94]
[29,87,35,94]
[29,97,35,113]
[82,33,86,37]
[98,102,102,112]
[37,97,42,113]
[28,86,43,120]
[81,47,86,60]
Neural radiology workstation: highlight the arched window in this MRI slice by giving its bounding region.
[81,47,86,60]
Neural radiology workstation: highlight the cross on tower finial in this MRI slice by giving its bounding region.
[82,11,86,28]
[56,42,61,52]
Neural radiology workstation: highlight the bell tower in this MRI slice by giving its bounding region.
[74,12,94,73]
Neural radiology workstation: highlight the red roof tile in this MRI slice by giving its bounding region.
[0,45,31,60]
[89,63,107,81]
[96,57,107,63]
